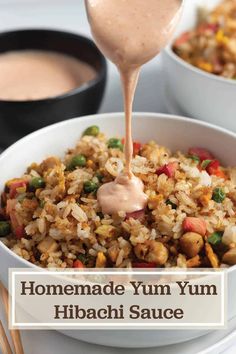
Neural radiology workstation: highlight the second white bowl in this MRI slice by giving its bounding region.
[163,0,236,132]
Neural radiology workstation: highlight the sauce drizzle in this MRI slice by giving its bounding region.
[86,0,183,214]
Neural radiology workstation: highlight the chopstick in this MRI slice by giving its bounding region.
[0,282,24,354]
[0,320,13,354]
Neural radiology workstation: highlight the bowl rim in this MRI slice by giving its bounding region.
[0,111,235,273]
[164,44,236,87]
[0,28,107,104]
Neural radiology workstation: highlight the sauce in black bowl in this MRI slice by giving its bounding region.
[0,29,107,148]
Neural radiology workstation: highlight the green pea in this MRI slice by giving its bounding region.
[166,199,177,209]
[189,155,200,163]
[212,188,226,203]
[83,125,100,137]
[208,231,223,246]
[95,173,103,182]
[68,155,86,170]
[201,160,212,169]
[77,254,87,264]
[107,138,123,150]
[0,221,11,237]
[39,200,46,208]
[83,181,99,193]
[29,177,45,191]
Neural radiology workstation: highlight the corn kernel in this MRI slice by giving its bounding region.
[95,225,116,238]
[205,243,219,268]
[216,29,229,45]
[197,61,213,73]
[148,194,163,209]
[96,252,106,268]
[86,160,94,168]
[199,188,212,206]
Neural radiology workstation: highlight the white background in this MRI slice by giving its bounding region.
[0,0,235,353]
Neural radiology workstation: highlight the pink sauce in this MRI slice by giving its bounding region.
[86,0,183,214]
[97,173,148,215]
[0,50,96,101]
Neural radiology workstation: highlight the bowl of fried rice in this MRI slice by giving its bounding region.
[0,112,236,347]
[163,0,236,132]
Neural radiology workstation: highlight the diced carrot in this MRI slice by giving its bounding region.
[188,147,214,162]
[206,160,226,179]
[7,179,28,199]
[15,226,25,239]
[183,217,207,236]
[156,162,178,178]
[122,139,142,156]
[174,32,190,47]
[206,160,219,174]
[197,23,218,34]
[73,260,84,269]
[187,255,201,268]
[132,262,156,268]
[126,209,145,220]
[133,142,142,156]
[214,169,227,179]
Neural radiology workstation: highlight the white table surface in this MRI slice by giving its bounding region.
[0,1,235,353]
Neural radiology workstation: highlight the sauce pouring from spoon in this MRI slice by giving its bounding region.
[85,0,183,215]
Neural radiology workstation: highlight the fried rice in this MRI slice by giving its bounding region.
[173,0,236,80]
[1,125,236,269]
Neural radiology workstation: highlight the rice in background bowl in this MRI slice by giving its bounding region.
[162,0,236,132]
[173,0,236,80]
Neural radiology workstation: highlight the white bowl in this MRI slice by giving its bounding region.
[0,112,235,348]
[163,0,236,132]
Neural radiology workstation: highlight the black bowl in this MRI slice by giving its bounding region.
[0,29,107,149]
